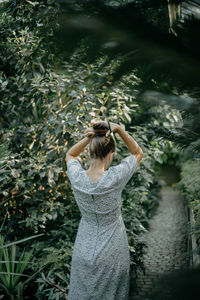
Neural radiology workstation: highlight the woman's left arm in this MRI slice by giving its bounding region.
[66,127,95,162]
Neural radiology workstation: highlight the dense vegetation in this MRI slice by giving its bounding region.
[0,0,199,299]
[177,159,200,255]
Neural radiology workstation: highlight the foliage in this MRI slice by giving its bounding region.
[176,159,200,255]
[0,235,33,300]
[35,271,68,300]
[0,0,187,298]
[0,233,45,299]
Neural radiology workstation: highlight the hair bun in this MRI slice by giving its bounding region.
[92,121,109,137]
[89,120,115,159]
[94,129,108,137]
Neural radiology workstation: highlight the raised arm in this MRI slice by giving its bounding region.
[66,128,95,162]
[110,123,144,164]
[66,135,93,162]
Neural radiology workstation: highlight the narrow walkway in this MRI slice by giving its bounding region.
[130,185,190,300]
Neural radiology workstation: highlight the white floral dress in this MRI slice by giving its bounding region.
[66,154,138,300]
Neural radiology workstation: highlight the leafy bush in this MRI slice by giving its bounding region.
[0,233,45,299]
[176,159,200,254]
[0,0,183,298]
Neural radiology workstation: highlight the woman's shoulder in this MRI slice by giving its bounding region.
[66,157,84,183]
[111,154,138,170]
[108,154,138,187]
[67,156,81,165]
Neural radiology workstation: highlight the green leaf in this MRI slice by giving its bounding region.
[0,234,44,249]
[52,211,58,220]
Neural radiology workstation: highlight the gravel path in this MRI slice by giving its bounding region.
[130,186,190,300]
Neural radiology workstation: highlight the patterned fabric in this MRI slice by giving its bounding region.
[67,154,138,300]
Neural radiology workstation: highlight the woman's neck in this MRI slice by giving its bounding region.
[88,158,107,172]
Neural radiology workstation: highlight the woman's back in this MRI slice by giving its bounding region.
[67,154,138,300]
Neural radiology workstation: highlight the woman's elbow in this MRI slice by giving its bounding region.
[137,146,144,157]
[138,149,144,164]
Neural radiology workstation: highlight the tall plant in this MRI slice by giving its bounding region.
[0,233,46,299]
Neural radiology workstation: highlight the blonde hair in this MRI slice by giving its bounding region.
[89,121,115,159]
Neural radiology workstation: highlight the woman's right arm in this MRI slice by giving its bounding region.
[111,123,144,165]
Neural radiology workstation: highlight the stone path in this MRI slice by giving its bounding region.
[130,185,190,300]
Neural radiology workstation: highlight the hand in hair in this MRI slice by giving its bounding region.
[108,122,121,133]
[90,118,101,126]
[84,125,110,139]
[90,119,120,134]
[84,127,95,139]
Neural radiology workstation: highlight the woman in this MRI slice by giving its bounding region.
[66,120,144,300]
